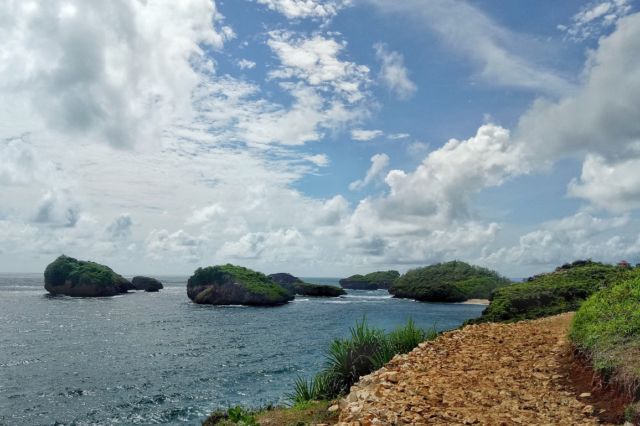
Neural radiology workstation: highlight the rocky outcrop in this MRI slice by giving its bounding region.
[269,273,346,297]
[188,264,293,306]
[44,255,131,297]
[337,313,600,425]
[131,276,163,292]
[339,270,400,290]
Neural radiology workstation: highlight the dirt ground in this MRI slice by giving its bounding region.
[336,313,615,425]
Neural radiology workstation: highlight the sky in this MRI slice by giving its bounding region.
[1,0,640,278]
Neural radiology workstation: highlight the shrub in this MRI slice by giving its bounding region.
[290,318,436,403]
[570,276,640,396]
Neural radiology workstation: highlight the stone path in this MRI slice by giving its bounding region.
[337,313,605,425]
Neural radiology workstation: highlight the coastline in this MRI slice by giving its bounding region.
[458,298,490,305]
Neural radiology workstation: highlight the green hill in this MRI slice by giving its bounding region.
[389,261,511,303]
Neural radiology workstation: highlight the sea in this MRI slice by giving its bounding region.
[0,274,485,425]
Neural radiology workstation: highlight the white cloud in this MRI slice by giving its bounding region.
[0,137,38,185]
[389,133,410,140]
[568,155,640,212]
[146,229,204,264]
[349,153,390,191]
[374,43,417,100]
[339,124,522,265]
[267,31,371,103]
[33,188,80,228]
[187,204,226,226]
[217,228,310,261]
[407,141,429,156]
[0,0,233,148]
[106,214,133,240]
[381,124,524,223]
[237,59,257,69]
[351,129,384,141]
[516,12,640,210]
[255,0,352,20]
[482,212,632,269]
[559,0,633,41]
[366,0,572,95]
[305,154,330,167]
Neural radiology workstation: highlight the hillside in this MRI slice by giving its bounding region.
[471,260,631,324]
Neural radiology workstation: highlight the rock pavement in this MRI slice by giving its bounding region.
[337,313,604,425]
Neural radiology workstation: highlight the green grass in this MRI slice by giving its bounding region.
[570,275,640,395]
[390,260,511,303]
[290,318,437,404]
[44,255,127,287]
[470,260,632,324]
[188,264,291,301]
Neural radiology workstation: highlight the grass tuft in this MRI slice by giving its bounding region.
[290,318,436,403]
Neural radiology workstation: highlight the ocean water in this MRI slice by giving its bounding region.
[0,274,484,425]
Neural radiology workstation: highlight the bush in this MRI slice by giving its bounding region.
[290,318,436,403]
[570,276,640,396]
[44,255,128,288]
[470,260,632,324]
[390,261,511,303]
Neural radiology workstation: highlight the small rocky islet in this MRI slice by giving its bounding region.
[389,260,512,303]
[44,255,133,297]
[43,255,164,297]
[131,275,164,292]
[186,264,293,306]
[268,272,346,297]
[339,270,400,290]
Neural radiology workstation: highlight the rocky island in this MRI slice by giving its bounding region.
[187,264,293,306]
[269,273,346,297]
[131,276,164,292]
[390,260,511,303]
[44,255,132,297]
[339,270,399,290]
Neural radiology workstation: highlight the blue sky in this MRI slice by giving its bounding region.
[1,0,640,277]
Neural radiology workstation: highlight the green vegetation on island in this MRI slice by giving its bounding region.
[269,273,346,297]
[570,271,640,421]
[471,260,631,324]
[44,255,132,297]
[389,261,511,303]
[187,264,293,306]
[339,270,400,290]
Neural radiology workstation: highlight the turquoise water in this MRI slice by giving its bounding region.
[0,274,484,425]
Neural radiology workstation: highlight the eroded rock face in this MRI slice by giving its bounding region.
[44,255,131,297]
[187,264,293,306]
[131,276,163,292]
